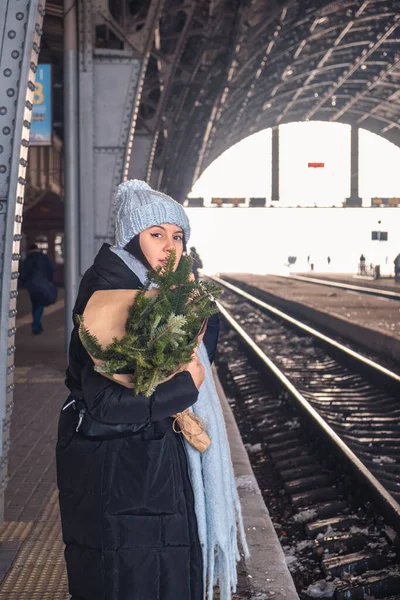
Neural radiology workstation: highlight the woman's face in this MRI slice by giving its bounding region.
[139,223,184,270]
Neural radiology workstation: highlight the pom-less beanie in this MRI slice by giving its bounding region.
[113,179,191,249]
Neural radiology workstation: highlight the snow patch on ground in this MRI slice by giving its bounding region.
[349,524,370,535]
[305,579,336,598]
[244,443,263,453]
[285,555,299,568]
[284,419,300,430]
[293,508,318,523]
[372,455,396,464]
[316,525,336,539]
[235,475,261,494]
[296,539,314,552]
[384,526,397,542]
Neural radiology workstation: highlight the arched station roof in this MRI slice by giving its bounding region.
[41,1,400,201]
[136,0,400,200]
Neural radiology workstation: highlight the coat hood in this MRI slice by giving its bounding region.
[73,244,142,316]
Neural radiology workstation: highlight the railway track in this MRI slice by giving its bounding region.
[286,274,400,301]
[213,276,400,599]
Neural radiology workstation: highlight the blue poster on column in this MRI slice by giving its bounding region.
[30,64,52,146]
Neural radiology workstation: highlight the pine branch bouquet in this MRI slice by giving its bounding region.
[76,250,221,398]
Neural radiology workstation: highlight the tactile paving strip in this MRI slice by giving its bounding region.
[0,488,69,599]
[0,521,33,581]
[0,520,32,544]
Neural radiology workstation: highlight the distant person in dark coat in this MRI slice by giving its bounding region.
[359,253,366,275]
[190,246,203,279]
[394,253,400,280]
[19,244,54,334]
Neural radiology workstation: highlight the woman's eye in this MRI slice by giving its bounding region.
[174,235,183,241]
[151,233,162,239]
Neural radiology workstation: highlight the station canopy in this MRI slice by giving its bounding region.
[44,0,400,199]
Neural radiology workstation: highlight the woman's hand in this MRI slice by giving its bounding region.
[181,350,205,390]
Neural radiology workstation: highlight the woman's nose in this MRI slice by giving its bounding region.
[163,238,174,251]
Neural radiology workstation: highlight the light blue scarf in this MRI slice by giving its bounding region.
[111,247,249,599]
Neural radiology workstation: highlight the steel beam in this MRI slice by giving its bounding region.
[191,7,245,187]
[271,126,280,202]
[150,165,161,190]
[345,125,361,207]
[142,2,196,183]
[334,57,400,122]
[0,0,44,522]
[304,19,400,121]
[128,134,154,182]
[64,0,80,345]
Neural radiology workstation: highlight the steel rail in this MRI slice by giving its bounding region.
[287,274,400,301]
[216,298,400,532]
[212,275,400,384]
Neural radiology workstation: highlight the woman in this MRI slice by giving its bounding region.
[57,180,248,600]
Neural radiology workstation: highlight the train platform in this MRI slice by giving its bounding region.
[221,273,400,364]
[0,290,298,600]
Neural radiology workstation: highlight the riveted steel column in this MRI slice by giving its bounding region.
[271,126,280,202]
[91,52,143,250]
[77,0,95,275]
[345,125,362,207]
[350,125,360,202]
[64,0,80,345]
[77,4,145,263]
[77,1,162,268]
[0,0,44,522]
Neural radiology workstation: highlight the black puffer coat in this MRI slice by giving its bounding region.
[56,244,219,600]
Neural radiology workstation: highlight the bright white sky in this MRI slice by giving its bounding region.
[190,121,400,205]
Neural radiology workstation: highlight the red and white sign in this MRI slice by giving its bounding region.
[308,162,325,168]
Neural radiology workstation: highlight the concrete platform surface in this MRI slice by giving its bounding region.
[222,273,400,363]
[0,295,298,599]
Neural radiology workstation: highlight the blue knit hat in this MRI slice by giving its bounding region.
[113,180,191,249]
